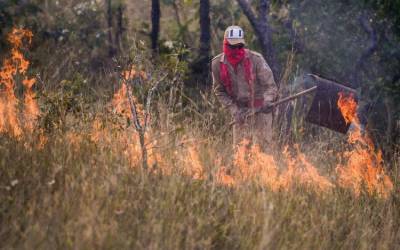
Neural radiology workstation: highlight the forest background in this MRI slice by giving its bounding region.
[1,0,399,149]
[1,0,400,249]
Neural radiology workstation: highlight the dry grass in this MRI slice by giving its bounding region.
[1,29,399,249]
[0,107,399,249]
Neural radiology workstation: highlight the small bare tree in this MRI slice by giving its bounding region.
[125,72,167,170]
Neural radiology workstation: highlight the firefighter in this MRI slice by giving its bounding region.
[212,25,278,151]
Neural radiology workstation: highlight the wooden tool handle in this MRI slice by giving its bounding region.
[258,86,318,113]
[229,86,318,126]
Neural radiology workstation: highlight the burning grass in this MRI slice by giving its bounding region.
[1,85,398,249]
[0,28,39,138]
[1,28,399,249]
[1,126,399,249]
[336,93,394,197]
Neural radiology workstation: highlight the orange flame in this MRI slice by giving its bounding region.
[290,148,334,191]
[0,28,39,138]
[337,92,358,124]
[0,87,22,137]
[112,82,146,123]
[112,83,130,118]
[88,87,392,198]
[336,92,393,197]
[23,78,40,132]
[122,65,147,82]
[215,141,333,192]
[183,145,205,180]
[90,78,153,170]
[215,165,235,186]
[88,85,393,199]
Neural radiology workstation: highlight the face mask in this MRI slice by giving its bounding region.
[223,39,245,67]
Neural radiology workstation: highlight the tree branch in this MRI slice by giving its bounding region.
[281,18,304,53]
[236,0,280,81]
[352,13,378,88]
[236,0,259,29]
[126,84,143,132]
[258,0,268,22]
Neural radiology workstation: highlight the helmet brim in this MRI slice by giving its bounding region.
[226,38,245,45]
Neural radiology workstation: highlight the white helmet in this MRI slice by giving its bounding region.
[224,26,245,45]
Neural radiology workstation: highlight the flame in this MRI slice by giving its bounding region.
[123,65,147,81]
[66,131,83,150]
[37,130,48,149]
[290,148,334,191]
[0,95,5,132]
[112,83,130,118]
[7,28,33,48]
[215,169,235,186]
[0,28,39,138]
[215,141,333,192]
[84,88,392,199]
[112,82,146,123]
[233,141,279,189]
[183,145,205,180]
[3,29,391,199]
[336,92,393,197]
[0,86,22,137]
[91,82,155,170]
[90,117,104,144]
[23,78,40,132]
[337,92,358,124]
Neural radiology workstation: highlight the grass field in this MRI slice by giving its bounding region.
[1,28,399,250]
[0,120,399,249]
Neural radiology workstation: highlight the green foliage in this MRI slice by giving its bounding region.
[272,0,400,148]
[364,0,400,33]
[40,74,87,132]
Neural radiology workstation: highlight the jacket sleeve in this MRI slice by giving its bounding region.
[212,60,238,113]
[256,56,278,103]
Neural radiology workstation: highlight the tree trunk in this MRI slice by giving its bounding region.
[106,0,115,57]
[236,0,280,82]
[350,13,378,89]
[115,3,124,52]
[151,0,161,53]
[172,0,194,46]
[195,0,211,77]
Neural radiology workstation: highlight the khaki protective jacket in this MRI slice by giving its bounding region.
[211,49,278,112]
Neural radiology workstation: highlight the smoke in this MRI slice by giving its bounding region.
[277,0,399,148]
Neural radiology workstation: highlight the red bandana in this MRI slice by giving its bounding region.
[220,40,262,108]
[223,39,245,68]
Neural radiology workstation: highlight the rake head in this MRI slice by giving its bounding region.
[305,74,358,134]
